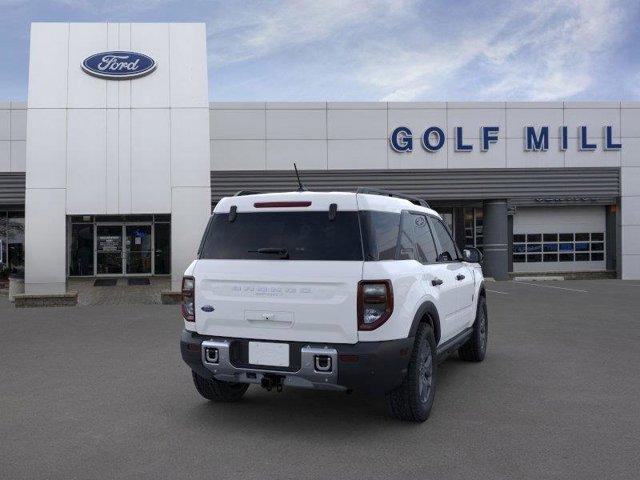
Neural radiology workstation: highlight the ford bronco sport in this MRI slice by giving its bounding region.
[180,188,487,422]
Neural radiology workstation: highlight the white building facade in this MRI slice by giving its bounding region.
[1,22,639,293]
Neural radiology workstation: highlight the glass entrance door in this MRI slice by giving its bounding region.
[96,225,124,275]
[125,225,152,275]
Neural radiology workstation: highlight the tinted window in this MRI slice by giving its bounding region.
[430,218,458,262]
[412,214,438,263]
[360,211,401,261]
[200,212,363,261]
[397,212,416,261]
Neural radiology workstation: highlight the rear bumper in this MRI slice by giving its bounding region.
[180,329,414,395]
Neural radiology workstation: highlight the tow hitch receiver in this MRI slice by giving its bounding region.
[261,374,285,392]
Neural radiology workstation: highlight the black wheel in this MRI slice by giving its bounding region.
[386,322,437,423]
[459,295,488,362]
[192,371,250,402]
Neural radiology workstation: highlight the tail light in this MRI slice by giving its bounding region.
[181,276,195,322]
[357,280,393,330]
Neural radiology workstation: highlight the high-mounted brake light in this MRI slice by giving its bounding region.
[357,280,393,331]
[181,276,195,322]
[254,201,312,208]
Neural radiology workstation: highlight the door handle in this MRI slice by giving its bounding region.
[431,278,443,286]
[456,274,465,281]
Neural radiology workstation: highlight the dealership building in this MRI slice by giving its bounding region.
[1,22,640,296]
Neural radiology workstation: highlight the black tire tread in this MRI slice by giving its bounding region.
[192,371,249,402]
[459,295,488,362]
[386,323,436,422]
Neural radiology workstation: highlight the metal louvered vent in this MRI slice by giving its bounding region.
[0,173,26,206]
[210,168,620,205]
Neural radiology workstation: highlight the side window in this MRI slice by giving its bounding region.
[430,217,459,262]
[412,214,438,264]
[397,211,416,260]
[360,211,401,261]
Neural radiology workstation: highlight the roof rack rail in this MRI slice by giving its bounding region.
[233,190,261,196]
[356,187,430,209]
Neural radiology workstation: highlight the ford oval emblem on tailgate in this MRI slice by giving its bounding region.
[201,305,215,312]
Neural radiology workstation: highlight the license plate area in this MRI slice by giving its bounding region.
[248,341,290,367]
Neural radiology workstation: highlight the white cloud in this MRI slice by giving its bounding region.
[208,0,414,66]
[358,0,628,101]
[207,0,630,101]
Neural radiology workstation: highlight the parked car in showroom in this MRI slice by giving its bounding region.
[180,188,487,422]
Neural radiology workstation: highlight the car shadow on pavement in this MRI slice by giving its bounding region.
[180,356,473,431]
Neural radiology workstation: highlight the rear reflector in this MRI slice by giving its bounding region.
[254,201,312,208]
[338,354,359,363]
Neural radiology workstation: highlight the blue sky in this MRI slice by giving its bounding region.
[1,0,639,101]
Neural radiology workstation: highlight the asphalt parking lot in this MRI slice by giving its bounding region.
[1,280,640,480]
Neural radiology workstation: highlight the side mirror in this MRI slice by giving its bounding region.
[462,247,483,264]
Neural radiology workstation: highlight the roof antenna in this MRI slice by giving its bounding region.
[293,163,307,191]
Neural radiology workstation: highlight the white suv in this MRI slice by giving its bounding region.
[180,189,488,422]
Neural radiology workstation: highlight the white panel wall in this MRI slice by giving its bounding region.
[211,140,265,170]
[266,108,326,139]
[67,23,107,109]
[620,103,640,279]
[209,101,632,172]
[169,23,209,108]
[0,140,9,171]
[25,109,67,188]
[130,108,171,213]
[27,23,68,108]
[171,108,211,187]
[171,187,211,290]
[105,108,119,213]
[210,109,265,140]
[0,102,27,172]
[130,23,170,108]
[66,109,108,214]
[24,189,66,294]
[0,102,9,170]
[267,140,327,170]
[117,109,132,213]
[25,22,210,293]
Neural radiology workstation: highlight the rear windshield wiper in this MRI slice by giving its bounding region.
[248,247,290,259]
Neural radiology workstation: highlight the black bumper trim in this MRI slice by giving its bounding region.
[180,330,414,395]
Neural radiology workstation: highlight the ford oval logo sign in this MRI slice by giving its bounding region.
[82,51,156,80]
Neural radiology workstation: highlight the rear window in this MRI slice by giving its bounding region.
[199,212,363,261]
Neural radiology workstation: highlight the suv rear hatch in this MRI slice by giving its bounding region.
[193,193,363,344]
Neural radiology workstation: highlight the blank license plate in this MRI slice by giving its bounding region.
[248,341,289,367]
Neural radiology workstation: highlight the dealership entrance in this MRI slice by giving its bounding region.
[68,215,171,278]
[95,224,152,275]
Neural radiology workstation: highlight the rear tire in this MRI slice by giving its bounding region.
[458,296,488,362]
[192,371,250,402]
[386,323,436,423]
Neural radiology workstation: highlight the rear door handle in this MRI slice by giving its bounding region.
[431,278,443,286]
[456,274,465,281]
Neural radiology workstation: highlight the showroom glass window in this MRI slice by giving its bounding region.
[463,207,483,250]
[68,214,171,276]
[69,219,94,276]
[0,211,25,275]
